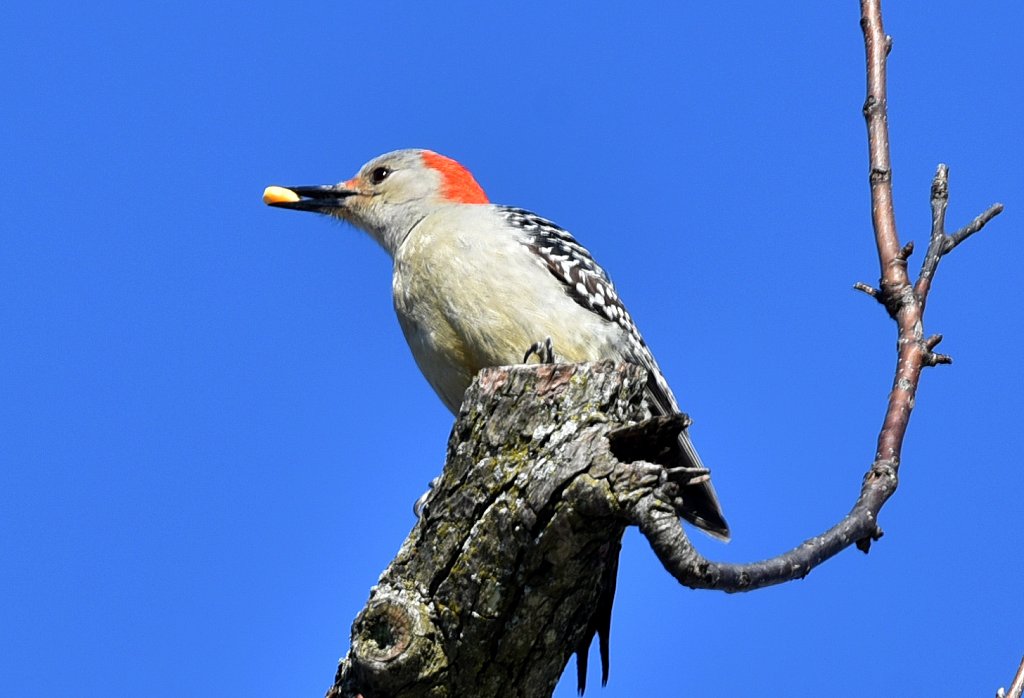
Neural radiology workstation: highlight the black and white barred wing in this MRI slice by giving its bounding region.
[501,206,676,409]
[502,205,729,539]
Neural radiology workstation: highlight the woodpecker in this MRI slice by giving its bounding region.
[264,149,729,691]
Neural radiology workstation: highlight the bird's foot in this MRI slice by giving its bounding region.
[523,337,556,364]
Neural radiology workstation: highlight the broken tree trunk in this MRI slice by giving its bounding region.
[329,361,665,698]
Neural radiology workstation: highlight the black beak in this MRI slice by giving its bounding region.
[264,184,358,212]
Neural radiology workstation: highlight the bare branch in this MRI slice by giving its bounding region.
[860,0,903,283]
[997,655,1024,698]
[630,494,882,592]
[859,0,923,478]
[950,202,1004,247]
[625,0,1003,590]
[916,165,1004,304]
[853,281,880,298]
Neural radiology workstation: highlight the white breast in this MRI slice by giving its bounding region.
[392,205,626,414]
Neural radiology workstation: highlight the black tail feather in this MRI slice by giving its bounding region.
[597,543,619,687]
[574,537,622,694]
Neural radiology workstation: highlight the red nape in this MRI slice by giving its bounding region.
[420,151,489,204]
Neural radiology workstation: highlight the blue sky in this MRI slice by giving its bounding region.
[2,2,1022,696]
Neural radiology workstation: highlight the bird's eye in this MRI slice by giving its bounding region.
[369,167,391,185]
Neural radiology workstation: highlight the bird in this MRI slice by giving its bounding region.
[264,148,729,692]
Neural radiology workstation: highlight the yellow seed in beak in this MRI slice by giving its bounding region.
[263,186,300,205]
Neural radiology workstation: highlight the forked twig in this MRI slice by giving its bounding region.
[628,0,1003,591]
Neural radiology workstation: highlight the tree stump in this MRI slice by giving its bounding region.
[329,362,655,698]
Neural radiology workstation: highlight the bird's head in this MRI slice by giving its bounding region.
[264,149,488,255]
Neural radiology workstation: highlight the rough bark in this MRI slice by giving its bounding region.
[329,362,652,698]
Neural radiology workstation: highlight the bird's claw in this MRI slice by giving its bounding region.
[523,337,556,364]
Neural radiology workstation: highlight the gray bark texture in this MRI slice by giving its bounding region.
[328,362,658,698]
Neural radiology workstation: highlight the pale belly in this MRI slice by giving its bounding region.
[392,212,624,414]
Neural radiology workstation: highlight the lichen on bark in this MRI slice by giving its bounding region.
[330,362,650,698]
